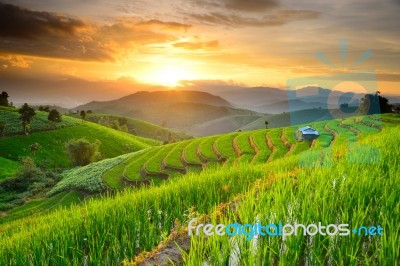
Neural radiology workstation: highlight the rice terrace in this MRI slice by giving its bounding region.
[1,0,400,265]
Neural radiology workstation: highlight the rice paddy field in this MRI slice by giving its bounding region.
[0,114,398,264]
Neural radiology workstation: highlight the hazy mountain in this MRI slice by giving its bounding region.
[185,84,369,114]
[74,90,262,134]
[2,76,163,108]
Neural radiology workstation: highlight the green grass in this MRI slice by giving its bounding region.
[183,127,400,265]
[165,140,190,169]
[70,113,190,141]
[0,107,79,136]
[342,117,379,134]
[0,126,398,264]
[102,152,146,189]
[325,119,357,146]
[183,138,203,165]
[251,130,271,163]
[214,133,238,164]
[235,131,255,163]
[268,129,288,161]
[0,121,158,169]
[123,150,155,181]
[0,156,20,180]
[0,164,270,265]
[144,145,175,174]
[312,121,334,148]
[283,126,310,155]
[0,191,83,224]
[199,136,220,161]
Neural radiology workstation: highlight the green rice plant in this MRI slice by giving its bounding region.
[283,126,310,155]
[0,191,83,224]
[251,130,270,163]
[0,119,398,264]
[183,127,400,265]
[199,136,219,161]
[102,151,147,189]
[267,129,288,161]
[0,162,277,265]
[342,117,379,134]
[215,133,238,164]
[183,138,203,165]
[123,149,156,181]
[312,121,334,149]
[144,144,175,174]
[326,119,356,142]
[235,131,255,164]
[165,140,191,169]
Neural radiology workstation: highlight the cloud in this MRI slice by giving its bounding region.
[0,55,30,69]
[0,3,84,40]
[8,56,30,68]
[136,19,192,31]
[0,3,192,61]
[187,9,320,28]
[194,0,279,12]
[377,73,400,82]
[0,3,112,61]
[173,40,219,50]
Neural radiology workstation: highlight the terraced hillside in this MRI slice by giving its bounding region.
[0,116,398,265]
[51,114,398,194]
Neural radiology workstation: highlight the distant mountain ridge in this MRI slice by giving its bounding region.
[74,90,262,135]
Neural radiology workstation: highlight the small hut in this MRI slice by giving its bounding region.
[296,126,319,141]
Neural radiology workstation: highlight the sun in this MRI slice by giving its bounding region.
[145,65,194,87]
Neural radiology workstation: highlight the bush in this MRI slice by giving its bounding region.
[0,157,46,192]
[65,138,101,166]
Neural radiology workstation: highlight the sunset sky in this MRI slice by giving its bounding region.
[0,0,399,105]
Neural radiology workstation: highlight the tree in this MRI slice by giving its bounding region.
[80,110,86,122]
[48,109,62,128]
[19,103,36,135]
[29,143,41,157]
[65,138,100,166]
[118,117,128,126]
[265,120,269,129]
[0,121,5,137]
[0,91,9,106]
[358,93,392,115]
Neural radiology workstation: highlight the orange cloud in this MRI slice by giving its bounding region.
[173,40,219,50]
[187,9,320,28]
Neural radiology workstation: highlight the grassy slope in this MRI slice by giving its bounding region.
[0,121,158,169]
[69,113,190,141]
[0,156,20,180]
[0,107,79,136]
[0,126,398,264]
[0,191,83,224]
